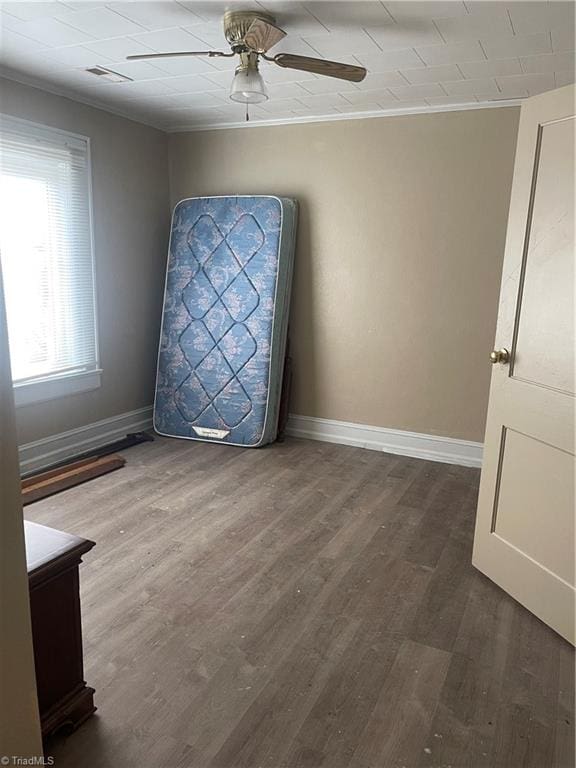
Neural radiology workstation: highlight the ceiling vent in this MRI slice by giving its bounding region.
[85,66,133,83]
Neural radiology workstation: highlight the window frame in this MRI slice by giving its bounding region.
[0,114,101,407]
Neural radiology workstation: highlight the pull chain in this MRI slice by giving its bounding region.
[245,103,250,122]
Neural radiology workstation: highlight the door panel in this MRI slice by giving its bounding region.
[512,117,575,394]
[473,85,575,644]
[493,428,574,585]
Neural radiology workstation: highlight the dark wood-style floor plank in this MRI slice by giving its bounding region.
[23,436,574,768]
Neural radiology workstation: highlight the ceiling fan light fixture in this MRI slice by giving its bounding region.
[230,64,268,104]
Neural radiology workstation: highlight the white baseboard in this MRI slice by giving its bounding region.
[18,408,481,474]
[286,414,483,468]
[19,406,153,475]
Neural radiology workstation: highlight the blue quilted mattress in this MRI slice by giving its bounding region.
[154,195,297,447]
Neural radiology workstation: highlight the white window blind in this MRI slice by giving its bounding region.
[0,116,98,393]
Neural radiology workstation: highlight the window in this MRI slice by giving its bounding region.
[0,116,99,406]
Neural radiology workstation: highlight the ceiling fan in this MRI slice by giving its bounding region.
[126,10,367,108]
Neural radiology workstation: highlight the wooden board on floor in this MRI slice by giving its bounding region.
[22,455,126,506]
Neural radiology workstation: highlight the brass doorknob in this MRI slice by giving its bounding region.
[490,348,510,365]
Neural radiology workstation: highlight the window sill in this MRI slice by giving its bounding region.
[14,369,102,408]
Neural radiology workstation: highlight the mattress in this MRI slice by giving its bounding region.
[154,195,297,447]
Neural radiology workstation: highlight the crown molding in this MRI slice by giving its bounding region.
[0,67,166,132]
[0,66,523,135]
[167,98,524,133]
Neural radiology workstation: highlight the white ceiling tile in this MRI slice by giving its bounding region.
[256,2,331,36]
[162,107,226,123]
[83,36,154,61]
[555,69,575,87]
[365,22,444,51]
[0,11,29,31]
[143,55,224,76]
[295,92,352,110]
[416,41,486,65]
[435,7,513,43]
[400,63,463,84]
[389,82,446,100]
[105,60,170,81]
[56,8,146,38]
[342,87,397,105]
[257,97,308,113]
[162,91,227,109]
[130,27,209,53]
[258,81,309,100]
[39,44,113,68]
[303,31,382,57]
[0,27,46,53]
[4,15,94,45]
[482,32,552,60]
[383,2,468,21]
[181,22,226,49]
[355,49,426,71]
[426,95,479,106]
[355,70,407,89]
[144,90,226,107]
[520,51,575,74]
[458,57,522,78]
[336,101,390,113]
[301,2,392,31]
[442,77,500,96]
[299,76,360,94]
[85,77,180,97]
[195,53,240,72]
[157,72,222,93]
[496,72,556,96]
[57,2,108,11]
[551,26,576,53]
[268,37,319,56]
[1,2,67,21]
[107,2,202,31]
[177,2,263,23]
[508,1,575,35]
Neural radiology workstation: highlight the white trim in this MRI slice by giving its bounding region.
[167,99,524,133]
[18,406,153,475]
[0,68,522,134]
[0,68,166,131]
[286,414,483,468]
[14,369,102,408]
[2,113,101,401]
[0,112,91,146]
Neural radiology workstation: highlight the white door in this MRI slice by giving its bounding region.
[472,85,575,645]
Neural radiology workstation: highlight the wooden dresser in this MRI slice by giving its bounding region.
[25,521,96,737]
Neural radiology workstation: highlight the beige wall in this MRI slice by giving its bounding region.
[0,77,170,445]
[169,107,519,442]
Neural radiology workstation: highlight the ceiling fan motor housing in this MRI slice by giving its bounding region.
[223,10,277,53]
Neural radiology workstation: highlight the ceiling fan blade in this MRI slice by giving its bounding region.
[244,17,286,53]
[126,51,232,61]
[271,53,366,82]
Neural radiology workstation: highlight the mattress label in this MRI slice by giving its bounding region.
[192,427,230,440]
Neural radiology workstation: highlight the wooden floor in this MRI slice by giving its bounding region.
[25,436,574,768]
